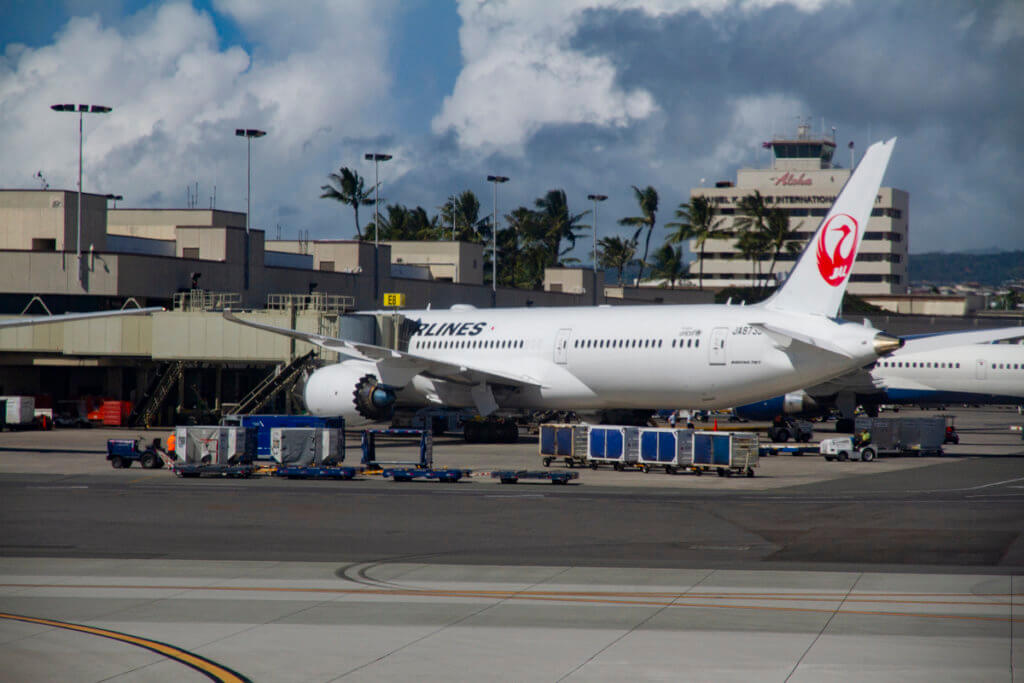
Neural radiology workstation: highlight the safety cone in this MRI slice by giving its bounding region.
[713,418,718,431]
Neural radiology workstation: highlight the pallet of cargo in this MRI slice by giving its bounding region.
[490,470,578,485]
[381,467,469,483]
[272,465,358,480]
[173,464,255,478]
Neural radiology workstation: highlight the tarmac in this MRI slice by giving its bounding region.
[0,406,1022,681]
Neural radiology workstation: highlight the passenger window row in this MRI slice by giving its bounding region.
[572,338,671,349]
[413,338,525,350]
[878,360,961,369]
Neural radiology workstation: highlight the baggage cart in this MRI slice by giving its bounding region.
[822,416,945,461]
[273,465,358,480]
[381,467,468,483]
[269,427,345,466]
[637,428,694,473]
[361,428,432,469]
[691,431,759,477]
[539,423,589,468]
[586,426,639,470]
[491,470,578,485]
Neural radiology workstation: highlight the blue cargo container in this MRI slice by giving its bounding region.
[587,426,639,469]
[235,415,345,458]
[638,428,693,473]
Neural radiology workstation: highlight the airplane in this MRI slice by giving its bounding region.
[735,327,1024,431]
[225,138,930,429]
[0,307,164,330]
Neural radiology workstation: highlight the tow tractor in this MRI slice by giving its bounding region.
[106,437,167,469]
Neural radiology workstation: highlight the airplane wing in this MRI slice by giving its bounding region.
[0,307,164,330]
[899,326,1024,354]
[222,310,543,389]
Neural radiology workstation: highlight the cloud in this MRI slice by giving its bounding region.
[431,0,849,154]
[0,0,393,237]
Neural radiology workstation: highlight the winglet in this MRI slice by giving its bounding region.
[762,138,897,317]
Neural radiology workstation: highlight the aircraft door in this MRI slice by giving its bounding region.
[709,327,728,365]
[975,358,987,380]
[554,328,572,365]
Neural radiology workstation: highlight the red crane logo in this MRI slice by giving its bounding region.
[816,213,858,287]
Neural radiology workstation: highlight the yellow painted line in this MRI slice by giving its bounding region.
[1,584,1019,624]
[0,612,250,683]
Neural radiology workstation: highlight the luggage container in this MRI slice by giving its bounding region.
[691,431,759,477]
[228,414,345,458]
[0,396,35,427]
[637,428,694,473]
[586,426,639,470]
[539,423,589,468]
[173,426,257,466]
[269,427,345,466]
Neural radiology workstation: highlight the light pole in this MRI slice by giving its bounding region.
[235,128,266,291]
[486,175,509,305]
[364,153,392,304]
[50,103,112,283]
[587,193,607,305]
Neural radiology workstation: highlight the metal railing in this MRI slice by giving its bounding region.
[172,290,242,311]
[265,292,355,313]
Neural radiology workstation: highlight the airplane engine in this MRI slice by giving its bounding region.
[302,361,398,424]
[734,391,820,421]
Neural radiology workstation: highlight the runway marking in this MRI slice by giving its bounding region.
[0,612,251,682]
[1,584,1019,623]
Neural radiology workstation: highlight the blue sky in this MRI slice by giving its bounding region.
[1,0,1022,261]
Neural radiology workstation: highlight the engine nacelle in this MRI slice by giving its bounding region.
[303,360,398,426]
[734,391,820,421]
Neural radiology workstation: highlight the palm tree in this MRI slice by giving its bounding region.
[735,190,773,292]
[651,244,689,289]
[760,208,802,293]
[441,190,489,243]
[598,235,638,285]
[534,189,589,268]
[319,167,376,240]
[618,185,659,281]
[665,195,726,290]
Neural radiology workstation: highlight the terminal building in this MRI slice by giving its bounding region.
[0,189,717,423]
[687,124,909,295]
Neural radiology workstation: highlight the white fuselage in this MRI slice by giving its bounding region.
[872,342,1024,403]
[372,303,883,412]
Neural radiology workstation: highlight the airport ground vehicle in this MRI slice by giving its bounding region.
[820,416,945,461]
[767,417,814,443]
[106,438,166,469]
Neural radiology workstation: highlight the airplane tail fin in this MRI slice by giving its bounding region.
[762,138,896,317]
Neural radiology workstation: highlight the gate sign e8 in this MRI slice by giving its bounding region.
[383,293,406,307]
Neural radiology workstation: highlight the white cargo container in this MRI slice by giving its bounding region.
[174,426,255,465]
[0,396,35,426]
[269,427,344,466]
[586,426,639,469]
[637,428,694,473]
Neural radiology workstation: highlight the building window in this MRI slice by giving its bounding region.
[320,260,335,272]
[31,238,56,251]
[182,247,200,259]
